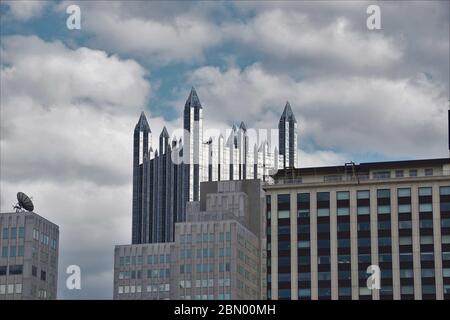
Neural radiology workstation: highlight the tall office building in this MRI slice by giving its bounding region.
[278,101,298,169]
[0,211,59,300]
[264,158,450,300]
[132,112,151,244]
[114,180,267,300]
[131,88,294,244]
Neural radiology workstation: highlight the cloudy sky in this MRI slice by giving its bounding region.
[0,1,448,299]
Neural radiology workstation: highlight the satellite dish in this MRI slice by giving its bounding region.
[14,192,34,212]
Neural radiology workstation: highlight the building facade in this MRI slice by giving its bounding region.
[264,158,450,300]
[114,180,267,300]
[0,211,59,300]
[131,87,295,244]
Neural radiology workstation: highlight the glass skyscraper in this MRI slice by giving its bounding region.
[132,88,298,244]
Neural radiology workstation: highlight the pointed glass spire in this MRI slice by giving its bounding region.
[239,121,247,132]
[135,111,151,132]
[184,86,202,109]
[160,126,169,138]
[280,101,297,123]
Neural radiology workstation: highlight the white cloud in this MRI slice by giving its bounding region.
[63,2,222,64]
[0,35,156,298]
[187,64,448,160]
[4,0,50,20]
[224,9,402,70]
[298,149,349,168]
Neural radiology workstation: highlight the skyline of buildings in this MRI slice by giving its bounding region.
[132,87,297,244]
[125,86,450,300]
[114,180,267,300]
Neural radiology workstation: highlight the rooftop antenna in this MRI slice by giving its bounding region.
[13,192,34,212]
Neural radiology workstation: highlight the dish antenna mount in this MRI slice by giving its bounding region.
[13,192,34,212]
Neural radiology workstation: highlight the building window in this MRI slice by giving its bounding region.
[297,193,310,218]
[399,220,412,229]
[277,194,290,219]
[17,227,24,238]
[33,229,39,241]
[32,266,37,277]
[419,203,433,213]
[2,228,8,239]
[41,270,47,281]
[419,187,432,196]
[317,192,330,217]
[424,168,433,176]
[377,205,391,214]
[420,235,434,245]
[9,265,23,275]
[266,195,272,220]
[397,188,411,197]
[1,246,7,258]
[398,204,411,214]
[409,169,417,177]
[373,171,391,179]
[395,170,404,178]
[337,191,350,216]
[15,284,22,294]
[0,266,6,276]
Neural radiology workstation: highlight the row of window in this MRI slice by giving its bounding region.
[0,265,23,276]
[179,294,232,300]
[283,284,441,299]
[179,232,232,243]
[118,268,170,280]
[118,254,170,266]
[372,168,433,179]
[1,227,25,240]
[273,186,450,219]
[0,264,47,281]
[0,283,22,295]
[180,247,232,259]
[118,283,170,294]
[32,229,57,250]
[1,245,24,258]
[179,278,231,288]
[180,262,231,274]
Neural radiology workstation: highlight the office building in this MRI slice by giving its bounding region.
[0,211,59,300]
[264,158,450,300]
[114,179,267,300]
[131,87,294,244]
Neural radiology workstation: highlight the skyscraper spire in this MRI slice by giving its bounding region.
[184,86,202,109]
[280,101,297,123]
[160,126,169,138]
[135,111,151,132]
[279,101,298,168]
[132,111,152,244]
[239,121,247,132]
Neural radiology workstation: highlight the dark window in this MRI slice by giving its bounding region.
[9,265,23,275]
[41,270,47,281]
[32,266,37,277]
[0,266,6,276]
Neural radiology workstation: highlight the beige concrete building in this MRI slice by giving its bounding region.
[264,158,450,300]
[114,179,266,300]
[0,211,59,300]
